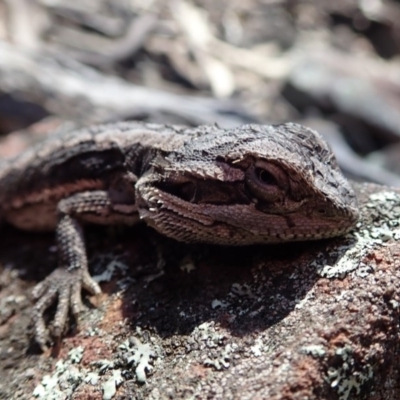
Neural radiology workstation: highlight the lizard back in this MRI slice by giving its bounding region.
[0,122,192,230]
[0,121,359,241]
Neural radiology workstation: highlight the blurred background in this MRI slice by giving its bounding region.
[0,0,400,186]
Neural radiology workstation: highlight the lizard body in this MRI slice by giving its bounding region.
[0,121,359,348]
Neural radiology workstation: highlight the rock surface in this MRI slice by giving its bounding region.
[0,182,399,400]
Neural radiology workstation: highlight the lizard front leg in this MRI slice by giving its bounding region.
[32,190,138,349]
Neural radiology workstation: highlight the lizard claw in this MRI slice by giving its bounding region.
[32,268,101,350]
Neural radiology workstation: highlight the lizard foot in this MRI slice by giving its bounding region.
[31,268,101,350]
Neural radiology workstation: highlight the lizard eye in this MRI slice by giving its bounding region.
[245,162,288,203]
[256,168,278,186]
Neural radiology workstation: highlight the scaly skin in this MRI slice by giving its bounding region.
[0,122,359,348]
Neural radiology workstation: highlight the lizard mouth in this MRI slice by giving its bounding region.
[138,144,360,244]
[154,175,359,225]
[154,179,251,206]
[138,180,359,245]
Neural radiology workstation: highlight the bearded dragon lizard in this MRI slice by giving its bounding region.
[0,122,359,348]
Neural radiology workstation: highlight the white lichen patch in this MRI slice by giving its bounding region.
[102,370,123,400]
[191,321,225,349]
[92,259,129,283]
[33,331,161,400]
[33,343,128,400]
[369,190,399,204]
[190,321,239,370]
[318,190,400,280]
[33,358,87,400]
[230,283,257,299]
[250,338,264,357]
[68,346,84,363]
[204,343,237,370]
[217,282,262,317]
[211,299,228,309]
[300,344,326,358]
[34,345,107,398]
[327,346,373,400]
[33,347,89,399]
[84,372,100,385]
[118,336,157,383]
[367,191,400,236]
[94,333,159,385]
[389,299,400,309]
[84,326,104,338]
[319,234,372,279]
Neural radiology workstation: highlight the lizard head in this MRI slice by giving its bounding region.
[136,123,359,245]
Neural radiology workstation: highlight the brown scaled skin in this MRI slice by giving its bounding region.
[0,121,359,349]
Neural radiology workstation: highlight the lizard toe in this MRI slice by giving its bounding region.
[32,284,59,350]
[70,281,85,316]
[31,267,97,347]
[51,280,73,338]
[82,270,102,296]
[32,278,52,300]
